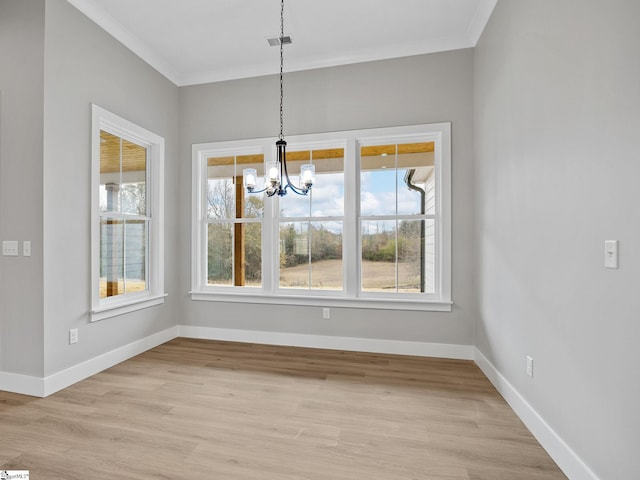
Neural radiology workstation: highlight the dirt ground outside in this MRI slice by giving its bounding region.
[279,258,420,292]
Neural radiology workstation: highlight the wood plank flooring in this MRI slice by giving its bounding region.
[0,338,566,479]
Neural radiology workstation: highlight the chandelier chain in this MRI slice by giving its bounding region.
[279,0,284,140]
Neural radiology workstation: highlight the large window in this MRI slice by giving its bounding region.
[192,124,450,311]
[91,105,165,321]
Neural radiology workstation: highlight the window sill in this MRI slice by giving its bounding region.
[91,293,168,322]
[189,291,452,312]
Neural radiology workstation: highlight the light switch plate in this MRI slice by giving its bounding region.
[2,241,19,256]
[23,241,31,257]
[604,240,618,269]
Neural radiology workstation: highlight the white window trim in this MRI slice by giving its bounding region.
[90,104,166,321]
[191,123,451,312]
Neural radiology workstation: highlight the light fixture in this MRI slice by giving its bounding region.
[243,0,315,197]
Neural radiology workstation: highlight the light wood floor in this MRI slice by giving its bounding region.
[0,338,566,479]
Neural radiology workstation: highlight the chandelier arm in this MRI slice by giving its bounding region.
[285,183,311,196]
[281,155,309,196]
[245,185,270,195]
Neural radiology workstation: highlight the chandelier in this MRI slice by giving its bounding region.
[242,0,315,197]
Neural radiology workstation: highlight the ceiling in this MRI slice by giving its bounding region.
[66,0,497,87]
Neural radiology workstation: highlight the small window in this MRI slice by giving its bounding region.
[91,105,165,321]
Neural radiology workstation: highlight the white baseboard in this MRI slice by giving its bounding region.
[0,371,46,397]
[473,348,600,480]
[43,326,178,397]
[178,325,475,360]
[0,327,179,398]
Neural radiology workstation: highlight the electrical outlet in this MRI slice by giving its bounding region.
[323,308,330,319]
[69,328,79,344]
[526,355,533,378]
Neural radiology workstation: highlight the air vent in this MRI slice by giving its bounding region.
[267,35,292,46]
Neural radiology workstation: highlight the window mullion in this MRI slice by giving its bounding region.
[263,141,277,294]
[344,136,359,298]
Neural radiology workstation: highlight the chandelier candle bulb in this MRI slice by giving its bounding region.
[300,164,315,188]
[267,162,280,185]
[243,169,257,190]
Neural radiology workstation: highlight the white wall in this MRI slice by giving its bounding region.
[178,51,476,348]
[0,0,46,377]
[475,1,640,478]
[41,0,180,377]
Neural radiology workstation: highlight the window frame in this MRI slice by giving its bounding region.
[191,123,451,312]
[91,105,166,321]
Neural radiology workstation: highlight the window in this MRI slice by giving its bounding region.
[359,141,435,295]
[192,124,451,311]
[91,105,165,321]
[206,149,264,287]
[278,146,345,291]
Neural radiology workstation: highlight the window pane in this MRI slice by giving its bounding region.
[424,219,435,294]
[281,148,344,218]
[230,222,262,287]
[207,223,233,285]
[207,155,235,219]
[280,173,310,218]
[100,131,120,213]
[361,142,435,217]
[397,219,424,293]
[279,147,309,216]
[310,222,343,290]
[99,131,147,215]
[397,144,434,216]
[243,223,262,286]
[121,140,147,215]
[361,220,397,292]
[397,169,423,217]
[100,218,124,298]
[120,182,146,215]
[242,160,264,218]
[124,220,148,293]
[207,177,234,220]
[279,222,309,288]
[311,172,344,218]
[360,158,397,216]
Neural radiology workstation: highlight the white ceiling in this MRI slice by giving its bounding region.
[66,0,497,87]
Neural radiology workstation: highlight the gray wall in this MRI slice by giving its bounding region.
[41,0,180,376]
[0,0,46,377]
[475,1,640,478]
[179,50,476,346]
